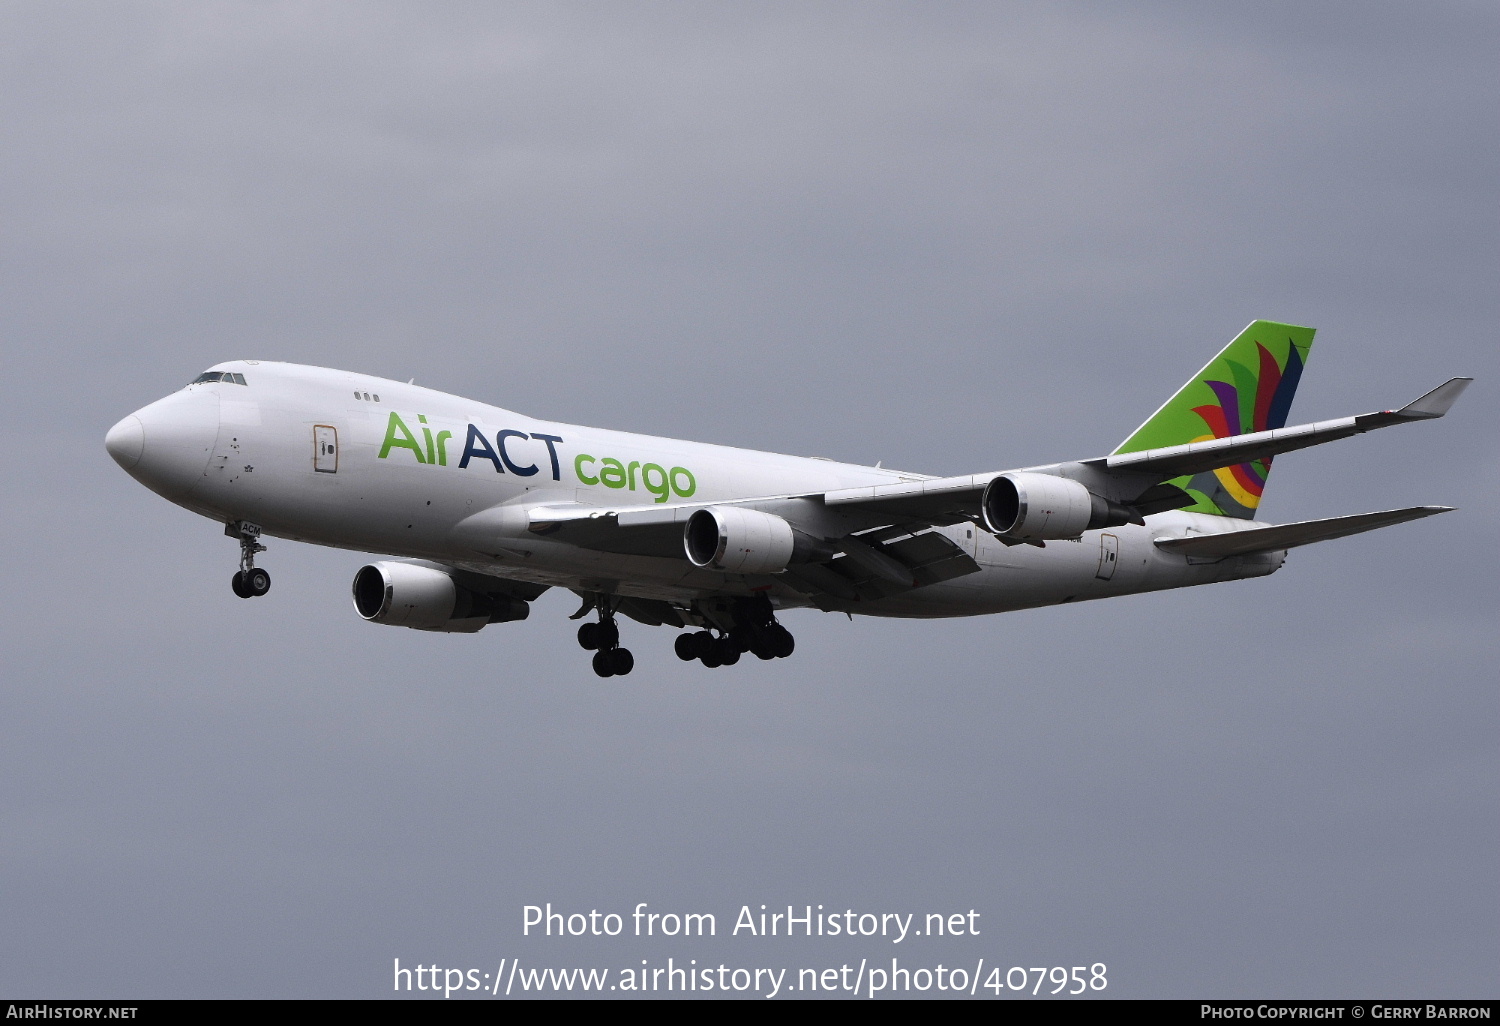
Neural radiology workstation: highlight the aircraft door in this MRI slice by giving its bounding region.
[1095,532,1119,580]
[314,425,339,473]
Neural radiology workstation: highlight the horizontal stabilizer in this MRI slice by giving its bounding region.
[1154,506,1453,558]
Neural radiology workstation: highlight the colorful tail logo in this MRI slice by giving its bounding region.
[1190,341,1305,513]
[1113,321,1316,519]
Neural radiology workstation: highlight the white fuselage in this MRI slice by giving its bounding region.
[107,361,1281,618]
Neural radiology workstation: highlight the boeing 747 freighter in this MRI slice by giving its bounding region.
[105,321,1469,676]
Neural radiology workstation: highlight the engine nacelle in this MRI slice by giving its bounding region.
[351,561,529,633]
[684,506,799,574]
[981,472,1141,542]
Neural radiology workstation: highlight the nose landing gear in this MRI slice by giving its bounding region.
[227,521,271,599]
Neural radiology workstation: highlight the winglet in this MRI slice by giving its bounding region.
[1393,377,1472,420]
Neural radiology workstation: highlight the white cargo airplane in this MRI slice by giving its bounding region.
[106,321,1468,676]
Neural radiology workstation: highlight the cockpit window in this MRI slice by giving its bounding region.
[190,371,248,386]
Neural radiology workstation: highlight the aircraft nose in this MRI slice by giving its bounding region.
[105,415,145,469]
[108,389,221,499]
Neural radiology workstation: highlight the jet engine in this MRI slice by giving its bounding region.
[683,506,829,574]
[352,561,530,632]
[981,472,1142,542]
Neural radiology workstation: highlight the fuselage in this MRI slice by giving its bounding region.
[106,361,1282,618]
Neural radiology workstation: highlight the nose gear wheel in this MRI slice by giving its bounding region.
[227,521,270,599]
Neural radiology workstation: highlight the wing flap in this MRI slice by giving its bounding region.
[784,530,981,603]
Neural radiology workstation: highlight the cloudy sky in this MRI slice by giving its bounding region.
[3,1,1495,999]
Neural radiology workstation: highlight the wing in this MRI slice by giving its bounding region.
[456,377,1468,607]
[819,376,1472,526]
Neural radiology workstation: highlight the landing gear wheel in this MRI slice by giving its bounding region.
[770,624,794,658]
[714,594,793,662]
[231,571,251,599]
[690,630,716,660]
[578,622,601,650]
[609,648,635,675]
[245,567,271,597]
[715,636,740,666]
[729,624,753,653]
[591,650,616,678]
[674,633,698,661]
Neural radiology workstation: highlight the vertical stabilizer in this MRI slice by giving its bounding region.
[1113,320,1316,518]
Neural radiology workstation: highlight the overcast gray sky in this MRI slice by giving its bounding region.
[3,0,1495,999]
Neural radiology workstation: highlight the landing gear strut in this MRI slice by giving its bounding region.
[575,596,634,677]
[227,520,271,599]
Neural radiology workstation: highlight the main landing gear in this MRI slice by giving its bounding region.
[675,595,795,669]
[570,593,794,676]
[227,520,271,599]
[577,599,635,678]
